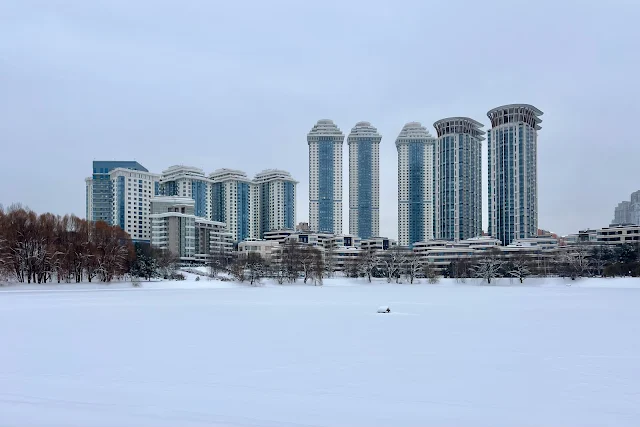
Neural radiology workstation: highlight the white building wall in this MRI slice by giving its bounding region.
[110,168,160,242]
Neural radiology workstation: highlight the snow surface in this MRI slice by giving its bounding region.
[1,278,640,426]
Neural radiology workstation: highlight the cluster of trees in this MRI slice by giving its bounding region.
[445,243,640,284]
[0,205,133,283]
[0,205,181,284]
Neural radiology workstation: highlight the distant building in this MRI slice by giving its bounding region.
[110,168,160,242]
[433,117,484,241]
[597,224,640,244]
[487,104,543,245]
[254,169,297,238]
[308,119,344,234]
[209,168,259,243]
[348,121,381,239]
[150,197,197,259]
[396,122,436,247]
[158,165,213,220]
[296,222,310,232]
[150,196,232,262]
[86,160,148,224]
[360,237,397,251]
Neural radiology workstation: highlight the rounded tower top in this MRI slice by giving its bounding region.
[307,119,344,138]
[487,104,543,130]
[433,117,485,140]
[348,121,381,144]
[395,122,435,147]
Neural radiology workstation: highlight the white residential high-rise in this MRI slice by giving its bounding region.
[209,168,259,243]
[348,121,381,239]
[158,165,213,220]
[396,122,436,247]
[433,117,484,241]
[110,168,160,242]
[253,169,297,238]
[308,119,344,234]
[487,104,543,245]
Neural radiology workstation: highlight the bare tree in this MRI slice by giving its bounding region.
[380,247,407,283]
[282,240,301,283]
[423,262,440,284]
[472,249,504,284]
[299,246,320,284]
[404,251,422,284]
[246,252,264,286]
[508,254,531,283]
[323,243,335,278]
[356,249,378,282]
[558,245,591,280]
[312,249,324,286]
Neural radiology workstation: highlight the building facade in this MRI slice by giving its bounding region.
[433,117,484,241]
[158,165,212,219]
[487,104,543,245]
[110,167,160,242]
[210,168,259,243]
[613,201,632,225]
[348,121,381,239]
[254,169,297,238]
[86,160,148,224]
[396,122,436,247]
[150,197,197,259]
[308,119,344,234]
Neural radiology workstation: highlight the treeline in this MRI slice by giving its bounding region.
[216,242,640,286]
[0,205,134,283]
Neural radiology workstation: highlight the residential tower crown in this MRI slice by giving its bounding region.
[395,122,435,147]
[487,104,543,130]
[433,117,486,140]
[347,121,381,144]
[307,119,344,143]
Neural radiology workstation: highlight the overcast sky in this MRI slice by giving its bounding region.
[1,0,639,238]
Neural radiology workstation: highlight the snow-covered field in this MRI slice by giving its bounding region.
[1,278,639,426]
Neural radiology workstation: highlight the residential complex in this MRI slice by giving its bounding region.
[110,168,160,242]
[210,169,259,243]
[348,121,381,240]
[396,122,436,247]
[149,196,234,262]
[86,160,148,223]
[487,104,543,245]
[433,117,484,242]
[254,169,297,238]
[308,119,344,235]
[612,190,640,225]
[158,165,212,219]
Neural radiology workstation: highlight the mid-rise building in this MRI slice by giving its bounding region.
[158,165,213,219]
[86,160,148,224]
[308,119,344,234]
[597,224,640,244]
[348,121,381,239]
[110,168,160,242]
[360,237,397,251]
[150,196,233,262]
[396,122,436,247]
[254,169,297,238]
[433,117,484,241]
[150,197,197,259]
[210,168,259,243]
[487,104,543,245]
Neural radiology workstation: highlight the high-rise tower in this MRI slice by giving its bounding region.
[308,119,344,234]
[487,104,543,245]
[396,122,436,247]
[348,121,381,239]
[433,117,484,241]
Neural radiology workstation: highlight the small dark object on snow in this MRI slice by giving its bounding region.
[377,306,391,313]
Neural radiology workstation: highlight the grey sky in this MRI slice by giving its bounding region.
[1,0,639,238]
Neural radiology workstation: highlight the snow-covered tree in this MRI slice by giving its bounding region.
[472,250,504,284]
[380,247,408,283]
[508,254,531,283]
[357,249,378,282]
[404,252,422,284]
